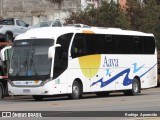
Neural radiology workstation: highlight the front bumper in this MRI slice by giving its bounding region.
[8,81,68,96]
[8,82,54,95]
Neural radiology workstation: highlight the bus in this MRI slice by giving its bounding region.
[0,27,157,101]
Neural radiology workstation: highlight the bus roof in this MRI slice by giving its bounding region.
[15,27,154,40]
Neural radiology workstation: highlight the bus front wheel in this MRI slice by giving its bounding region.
[69,81,82,99]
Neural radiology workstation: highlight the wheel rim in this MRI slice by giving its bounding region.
[133,82,138,93]
[73,85,79,97]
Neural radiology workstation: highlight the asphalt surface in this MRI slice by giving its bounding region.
[0,87,160,120]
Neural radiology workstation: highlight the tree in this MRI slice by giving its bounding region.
[142,0,160,48]
[65,0,160,49]
[126,0,160,49]
[65,0,130,29]
[144,0,160,4]
[125,0,145,31]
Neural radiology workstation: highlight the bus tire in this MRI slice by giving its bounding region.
[132,78,140,96]
[0,86,3,100]
[69,81,82,100]
[96,92,109,97]
[124,78,140,96]
[33,95,43,101]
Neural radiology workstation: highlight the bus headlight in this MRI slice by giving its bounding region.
[40,78,52,86]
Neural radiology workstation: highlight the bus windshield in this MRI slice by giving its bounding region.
[9,39,54,78]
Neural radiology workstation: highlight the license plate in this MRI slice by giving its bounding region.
[23,89,30,93]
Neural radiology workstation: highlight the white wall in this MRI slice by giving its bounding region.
[2,0,80,25]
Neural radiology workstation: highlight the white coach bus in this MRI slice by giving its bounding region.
[1,27,157,100]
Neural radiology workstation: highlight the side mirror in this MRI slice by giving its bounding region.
[0,46,12,61]
[48,44,61,59]
[26,24,29,27]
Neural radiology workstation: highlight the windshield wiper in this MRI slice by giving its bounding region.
[28,50,38,76]
[15,56,28,76]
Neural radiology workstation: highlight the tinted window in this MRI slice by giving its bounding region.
[143,36,155,54]
[71,34,155,56]
[71,33,101,58]
[116,35,130,54]
[71,34,87,58]
[130,36,143,54]
[101,35,116,54]
[85,34,101,55]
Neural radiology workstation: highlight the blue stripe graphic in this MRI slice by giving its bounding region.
[132,63,144,73]
[91,63,157,88]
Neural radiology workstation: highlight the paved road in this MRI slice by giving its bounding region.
[0,87,160,120]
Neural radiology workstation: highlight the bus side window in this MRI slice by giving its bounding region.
[143,36,155,54]
[116,35,130,54]
[101,35,116,54]
[71,34,86,58]
[130,36,143,54]
[85,34,101,55]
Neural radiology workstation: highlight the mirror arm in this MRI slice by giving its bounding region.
[0,46,12,61]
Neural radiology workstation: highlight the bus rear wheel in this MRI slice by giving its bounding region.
[124,78,140,96]
[69,81,82,99]
[33,95,44,101]
[132,78,140,95]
